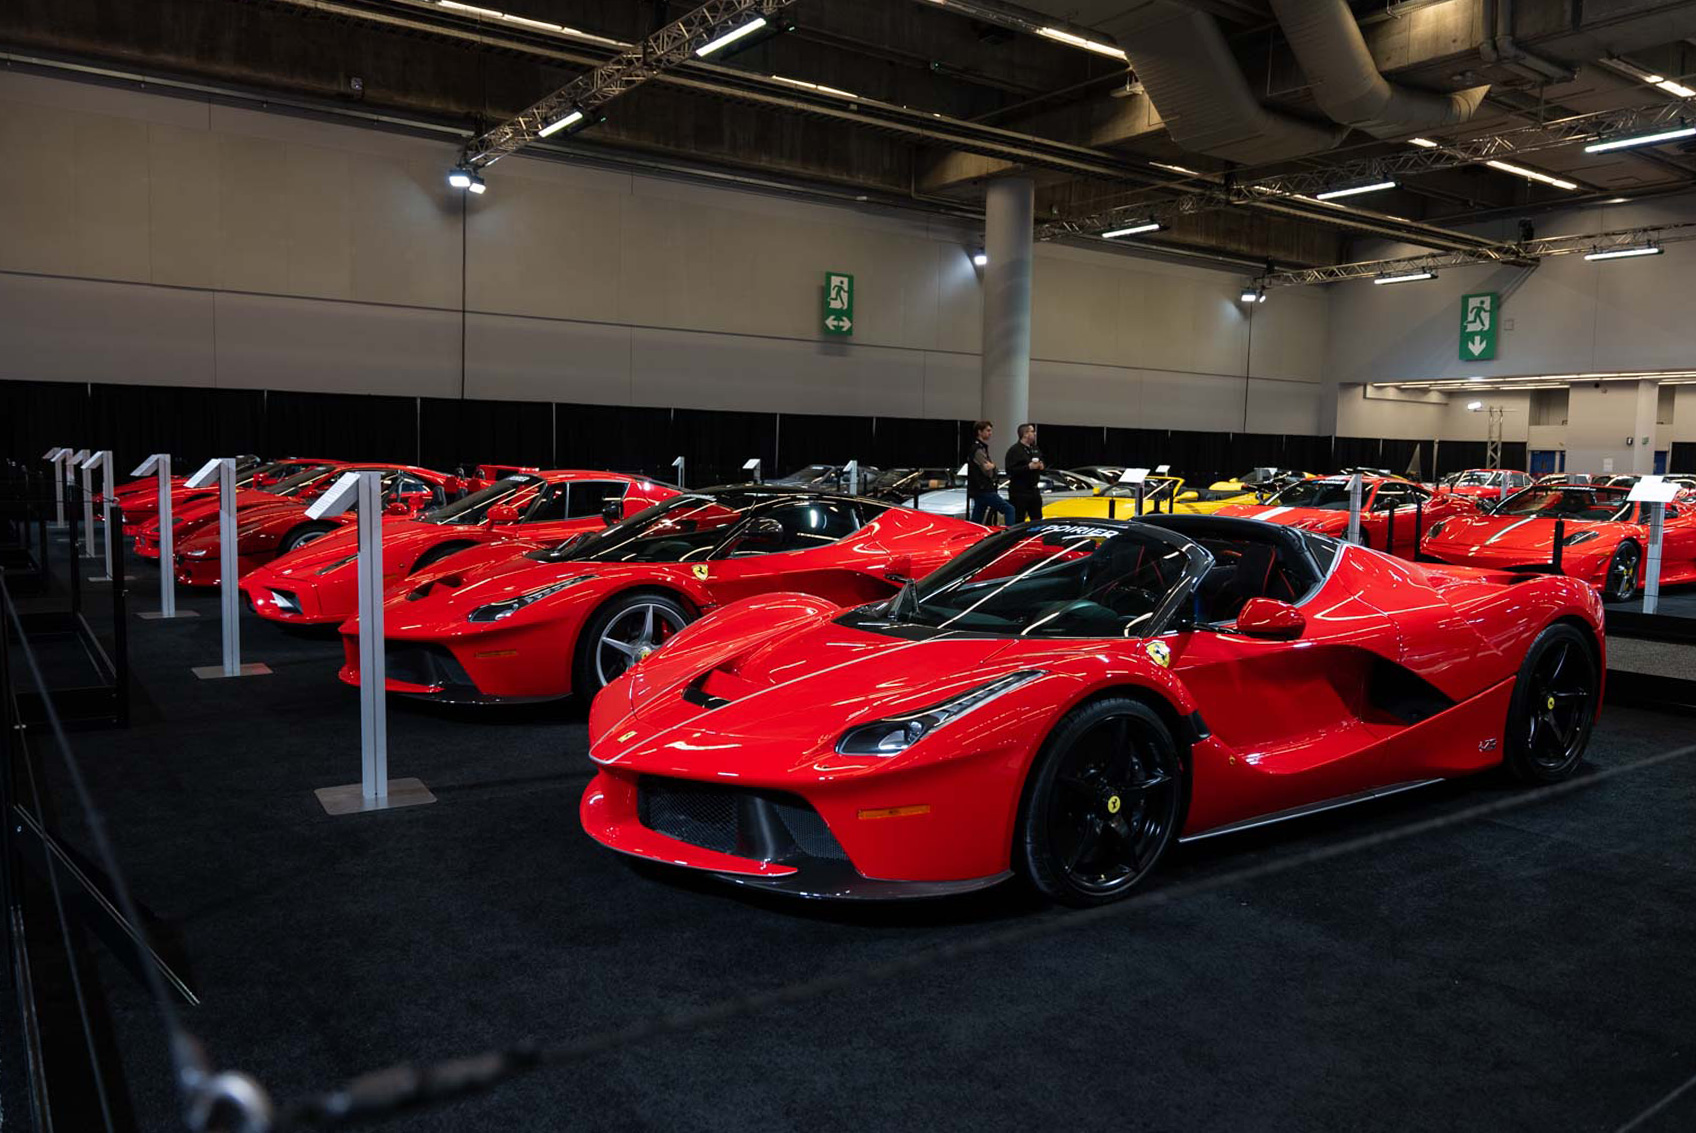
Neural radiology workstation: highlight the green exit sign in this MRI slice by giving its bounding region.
[1460,291,1498,361]
[823,271,854,336]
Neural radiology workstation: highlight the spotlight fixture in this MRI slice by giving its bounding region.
[1239,285,1267,304]
[467,172,487,195]
[1315,180,1398,200]
[1584,125,1696,153]
[537,108,586,137]
[1466,400,1485,411]
[1101,222,1160,238]
[972,250,988,267]
[696,17,767,57]
[1373,271,1436,285]
[1584,244,1662,261]
[448,165,473,189]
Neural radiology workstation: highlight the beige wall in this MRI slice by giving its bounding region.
[0,69,1328,433]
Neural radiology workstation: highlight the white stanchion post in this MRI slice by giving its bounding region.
[1347,473,1364,545]
[42,448,70,527]
[1629,476,1678,615]
[76,450,98,558]
[845,459,859,496]
[671,455,686,489]
[744,457,762,484]
[309,471,435,816]
[83,451,121,582]
[1118,467,1149,519]
[133,454,195,620]
[187,458,270,680]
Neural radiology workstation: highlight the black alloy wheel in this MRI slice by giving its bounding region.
[573,591,692,700]
[1603,541,1641,603]
[1503,623,1598,784]
[1017,698,1185,907]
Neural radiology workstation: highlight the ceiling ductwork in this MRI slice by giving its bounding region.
[1110,2,1345,164]
[1268,0,1489,138]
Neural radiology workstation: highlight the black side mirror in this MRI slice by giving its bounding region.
[601,498,624,525]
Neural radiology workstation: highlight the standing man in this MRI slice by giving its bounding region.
[966,421,1015,526]
[1005,423,1045,523]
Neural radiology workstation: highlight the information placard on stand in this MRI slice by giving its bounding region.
[1347,473,1365,545]
[42,448,70,527]
[1629,476,1680,615]
[306,470,436,816]
[133,454,197,620]
[82,450,130,583]
[671,455,686,489]
[70,449,94,557]
[744,457,762,483]
[185,458,269,679]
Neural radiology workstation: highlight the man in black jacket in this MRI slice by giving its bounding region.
[1005,423,1045,523]
[966,420,1014,525]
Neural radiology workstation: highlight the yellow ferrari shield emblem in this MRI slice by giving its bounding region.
[692,564,710,581]
[617,729,637,742]
[1145,640,1171,668]
[1107,795,1122,814]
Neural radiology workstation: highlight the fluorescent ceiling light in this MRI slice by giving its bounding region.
[1466,400,1484,411]
[1467,376,1485,381]
[696,17,766,56]
[1485,159,1578,190]
[437,1,503,16]
[1151,162,1199,176]
[1036,27,1128,60]
[1606,197,1631,203]
[1584,244,1662,261]
[1101,222,1160,238]
[1409,137,1439,148]
[537,109,584,137]
[1315,180,1397,200]
[1374,271,1436,285]
[1584,125,1696,153]
[770,75,859,99]
[501,13,562,32]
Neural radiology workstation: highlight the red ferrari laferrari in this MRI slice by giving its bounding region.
[124,458,336,550]
[583,515,1604,905]
[1421,479,1696,601]
[1216,474,1474,558]
[242,471,677,626]
[1434,468,1533,505]
[338,487,987,702]
[173,464,459,587]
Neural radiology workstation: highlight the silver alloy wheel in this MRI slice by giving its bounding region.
[594,601,686,688]
[285,528,332,552]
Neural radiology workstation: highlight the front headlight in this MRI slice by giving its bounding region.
[1562,530,1600,546]
[836,670,1044,756]
[316,553,358,575]
[467,574,595,622]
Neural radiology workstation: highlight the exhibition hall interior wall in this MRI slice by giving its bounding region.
[0,65,1687,476]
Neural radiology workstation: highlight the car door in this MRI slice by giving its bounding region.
[1651,502,1696,584]
[698,500,900,609]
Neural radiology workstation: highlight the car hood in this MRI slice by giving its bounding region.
[1216,504,1350,532]
[248,519,448,580]
[1428,512,1623,553]
[366,541,616,624]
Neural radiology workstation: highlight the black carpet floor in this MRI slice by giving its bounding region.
[13,543,1696,1133]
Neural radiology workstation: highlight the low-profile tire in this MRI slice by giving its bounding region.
[410,541,477,574]
[1602,541,1641,603]
[572,591,693,701]
[1502,622,1599,784]
[1015,697,1186,908]
[280,524,336,553]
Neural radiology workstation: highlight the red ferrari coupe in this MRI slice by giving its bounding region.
[1216,475,1474,558]
[461,463,541,493]
[338,487,987,703]
[583,515,1604,905]
[173,464,458,587]
[242,471,677,626]
[131,460,352,558]
[1421,479,1696,602]
[1434,469,1533,505]
[121,457,332,545]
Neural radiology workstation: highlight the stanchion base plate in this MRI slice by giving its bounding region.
[88,574,140,583]
[140,610,201,620]
[191,662,272,680]
[315,778,437,816]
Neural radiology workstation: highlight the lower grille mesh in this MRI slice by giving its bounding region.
[637,777,847,863]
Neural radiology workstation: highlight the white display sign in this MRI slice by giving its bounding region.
[1119,467,1150,484]
[1628,475,1680,503]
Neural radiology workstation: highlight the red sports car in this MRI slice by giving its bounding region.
[242,471,678,626]
[120,457,330,544]
[131,460,352,559]
[582,515,1604,904]
[338,486,987,703]
[1421,480,1696,602]
[1216,475,1474,558]
[173,464,458,587]
[1434,468,1533,504]
[460,463,541,493]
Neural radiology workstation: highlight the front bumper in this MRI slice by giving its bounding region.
[244,576,344,625]
[173,551,267,587]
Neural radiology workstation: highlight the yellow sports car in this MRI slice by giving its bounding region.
[1043,468,1315,520]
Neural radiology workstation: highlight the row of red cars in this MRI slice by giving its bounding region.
[103,455,1638,907]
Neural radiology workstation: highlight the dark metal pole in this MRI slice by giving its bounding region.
[1552,518,1565,574]
[67,481,81,616]
[1413,500,1424,562]
[112,535,129,728]
[1386,504,1396,558]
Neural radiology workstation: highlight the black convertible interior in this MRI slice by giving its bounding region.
[1141,515,1336,625]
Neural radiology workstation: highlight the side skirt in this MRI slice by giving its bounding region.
[1178,779,1445,844]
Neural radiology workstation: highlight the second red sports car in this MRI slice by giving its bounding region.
[1216,474,1474,558]
[338,486,987,702]
[583,515,1604,904]
[242,471,677,626]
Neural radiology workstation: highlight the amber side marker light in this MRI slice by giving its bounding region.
[857,804,932,820]
[473,649,520,658]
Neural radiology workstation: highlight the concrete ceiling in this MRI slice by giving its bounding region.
[6,0,1696,270]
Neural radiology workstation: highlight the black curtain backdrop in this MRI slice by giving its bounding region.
[868,416,960,471]
[263,391,418,465]
[670,408,780,487]
[775,414,876,476]
[2,381,92,466]
[1035,423,1109,468]
[420,397,553,473]
[1673,442,1696,472]
[1334,436,1385,470]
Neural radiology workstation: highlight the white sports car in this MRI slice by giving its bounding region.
[915,468,1108,519]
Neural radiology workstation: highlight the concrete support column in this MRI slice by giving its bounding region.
[981,176,1034,435]
[1631,379,1660,474]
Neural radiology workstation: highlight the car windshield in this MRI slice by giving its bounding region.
[265,465,340,496]
[1099,478,1180,504]
[542,490,790,563]
[848,522,1201,639]
[1267,479,1359,510]
[423,475,547,525]
[772,464,837,486]
[1495,487,1633,521]
[1449,471,1502,487]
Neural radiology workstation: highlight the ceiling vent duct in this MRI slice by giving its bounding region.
[1111,2,1346,164]
[1268,0,1489,138]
